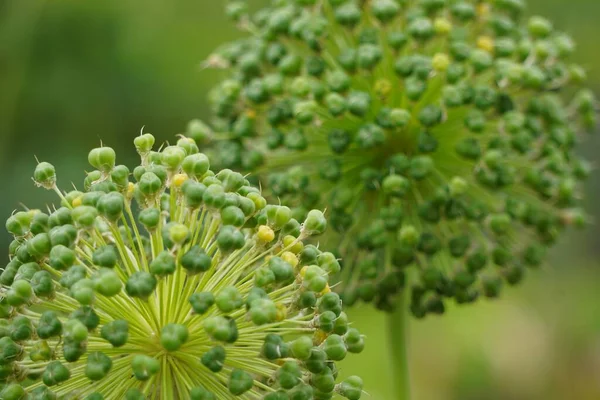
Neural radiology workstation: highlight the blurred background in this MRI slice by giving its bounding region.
[1,0,598,398]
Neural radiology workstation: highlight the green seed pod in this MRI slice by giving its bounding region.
[97,192,125,221]
[337,376,364,400]
[30,387,57,400]
[100,319,129,347]
[323,334,347,361]
[131,354,160,381]
[182,153,210,178]
[149,251,177,276]
[42,360,70,386]
[187,119,213,143]
[49,244,76,271]
[0,384,26,400]
[229,368,254,395]
[0,336,22,364]
[0,139,362,398]
[139,172,163,196]
[215,286,244,313]
[134,133,155,155]
[88,147,116,173]
[93,268,122,297]
[71,206,99,229]
[190,386,216,400]
[249,298,277,325]
[125,271,157,300]
[181,245,212,274]
[31,270,54,297]
[37,311,63,339]
[27,233,51,259]
[85,352,113,381]
[138,208,161,230]
[201,0,594,317]
[33,162,57,189]
[10,316,33,341]
[189,292,215,315]
[217,225,245,252]
[201,345,226,372]
[160,146,187,171]
[29,340,52,362]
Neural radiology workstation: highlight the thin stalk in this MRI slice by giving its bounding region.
[387,291,411,400]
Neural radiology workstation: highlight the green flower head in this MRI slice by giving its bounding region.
[0,135,364,399]
[199,0,595,316]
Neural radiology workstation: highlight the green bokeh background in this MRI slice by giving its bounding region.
[1,1,598,399]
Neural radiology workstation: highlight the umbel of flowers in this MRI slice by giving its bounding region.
[196,0,595,315]
[0,135,364,399]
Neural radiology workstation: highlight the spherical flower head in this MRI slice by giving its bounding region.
[201,0,595,316]
[0,135,364,399]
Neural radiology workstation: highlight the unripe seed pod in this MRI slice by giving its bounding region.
[33,162,57,189]
[131,354,160,381]
[88,147,116,173]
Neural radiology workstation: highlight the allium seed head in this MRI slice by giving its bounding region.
[200,0,595,315]
[0,135,364,399]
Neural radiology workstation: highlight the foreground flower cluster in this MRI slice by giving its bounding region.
[0,135,364,399]
[198,0,594,315]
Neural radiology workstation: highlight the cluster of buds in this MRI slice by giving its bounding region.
[197,0,596,315]
[0,135,364,399]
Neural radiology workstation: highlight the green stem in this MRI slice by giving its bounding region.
[387,291,411,400]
